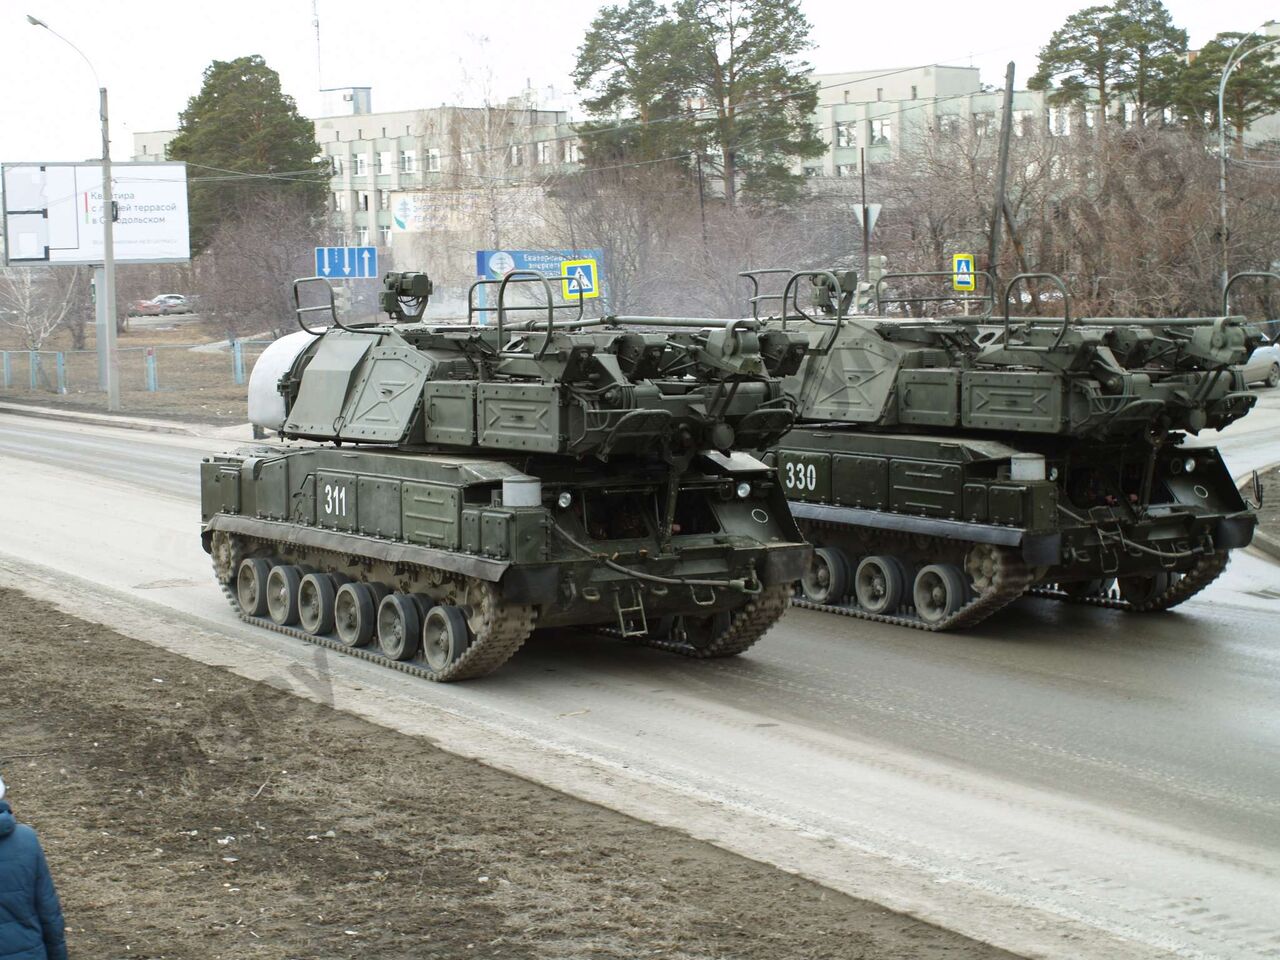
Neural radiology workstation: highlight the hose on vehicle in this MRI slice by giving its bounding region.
[549,520,759,594]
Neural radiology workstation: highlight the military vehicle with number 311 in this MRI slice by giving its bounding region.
[200,270,811,680]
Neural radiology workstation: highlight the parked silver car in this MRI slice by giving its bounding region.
[1242,342,1280,388]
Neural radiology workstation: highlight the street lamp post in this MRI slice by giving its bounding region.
[26,15,119,411]
[1218,29,1280,302]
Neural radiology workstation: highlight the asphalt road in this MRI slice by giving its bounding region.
[2,403,1279,960]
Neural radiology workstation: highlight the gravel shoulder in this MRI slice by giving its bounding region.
[0,587,1017,960]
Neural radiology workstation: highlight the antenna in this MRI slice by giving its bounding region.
[312,0,323,90]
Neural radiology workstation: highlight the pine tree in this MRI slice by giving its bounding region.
[1112,0,1186,125]
[1029,1,1186,125]
[168,56,326,254]
[573,0,825,205]
[1177,32,1280,147]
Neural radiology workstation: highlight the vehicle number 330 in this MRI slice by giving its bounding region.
[783,461,818,492]
[323,483,349,517]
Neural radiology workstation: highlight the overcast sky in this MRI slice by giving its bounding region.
[2,0,1277,165]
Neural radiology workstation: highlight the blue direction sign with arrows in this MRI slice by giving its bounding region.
[315,245,378,279]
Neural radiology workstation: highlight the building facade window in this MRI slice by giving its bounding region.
[352,154,367,175]
[537,141,554,164]
[876,87,884,101]
[426,148,441,172]
[910,85,917,100]
[376,151,392,174]
[378,190,390,211]
[378,224,391,245]
[803,165,822,178]
[356,226,369,245]
[1049,107,1070,136]
[399,149,416,172]
[333,192,346,213]
[870,118,892,145]
[509,144,525,166]
[973,112,994,137]
[359,192,371,211]
[1012,110,1032,137]
[562,140,581,163]
[835,163,856,177]
[835,120,857,148]
[938,115,962,137]
[331,155,344,175]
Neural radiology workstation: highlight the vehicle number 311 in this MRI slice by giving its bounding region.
[323,483,349,517]
[783,461,818,493]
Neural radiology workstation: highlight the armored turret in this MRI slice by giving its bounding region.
[747,268,1262,630]
[201,270,810,681]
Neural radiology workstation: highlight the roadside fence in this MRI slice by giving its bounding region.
[0,339,275,415]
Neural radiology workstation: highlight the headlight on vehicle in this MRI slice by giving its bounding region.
[557,491,573,509]
[1184,457,1196,474]
[735,481,753,499]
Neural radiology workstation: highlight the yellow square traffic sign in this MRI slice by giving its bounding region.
[952,253,976,291]
[561,258,600,299]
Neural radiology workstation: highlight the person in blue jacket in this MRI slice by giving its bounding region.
[0,774,67,960]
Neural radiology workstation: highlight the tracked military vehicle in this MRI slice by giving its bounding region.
[200,270,810,680]
[744,268,1262,631]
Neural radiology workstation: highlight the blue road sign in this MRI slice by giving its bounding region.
[476,249,605,287]
[315,245,378,279]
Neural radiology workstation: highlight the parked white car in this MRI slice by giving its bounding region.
[1242,342,1280,388]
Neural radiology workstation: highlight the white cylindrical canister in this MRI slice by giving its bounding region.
[502,475,542,507]
[248,329,320,430]
[1009,453,1047,481]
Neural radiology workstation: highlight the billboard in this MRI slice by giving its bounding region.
[2,161,190,265]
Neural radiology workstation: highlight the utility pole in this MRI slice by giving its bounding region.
[27,15,118,410]
[100,87,120,411]
[1218,32,1280,298]
[987,63,1016,291]
[695,152,709,254]
[859,147,869,280]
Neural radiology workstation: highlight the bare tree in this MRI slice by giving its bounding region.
[193,192,325,339]
[0,265,91,351]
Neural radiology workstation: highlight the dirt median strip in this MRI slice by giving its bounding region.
[0,587,1019,960]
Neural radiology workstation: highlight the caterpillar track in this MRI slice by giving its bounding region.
[628,584,793,657]
[1027,551,1231,612]
[214,533,786,681]
[214,533,536,682]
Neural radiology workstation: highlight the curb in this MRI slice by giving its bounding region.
[1253,529,1280,563]
[1236,463,1280,563]
[0,400,200,436]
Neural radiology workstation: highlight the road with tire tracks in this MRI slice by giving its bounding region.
[2,400,1280,960]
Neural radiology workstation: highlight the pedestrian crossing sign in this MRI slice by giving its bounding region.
[561,258,600,299]
[952,253,976,291]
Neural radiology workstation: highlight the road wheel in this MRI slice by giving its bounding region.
[913,564,967,624]
[1118,573,1172,606]
[236,558,271,617]
[298,573,337,636]
[266,564,303,625]
[378,593,421,661]
[799,547,849,604]
[1268,363,1279,388]
[421,605,472,672]
[334,582,377,648]
[854,555,906,614]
